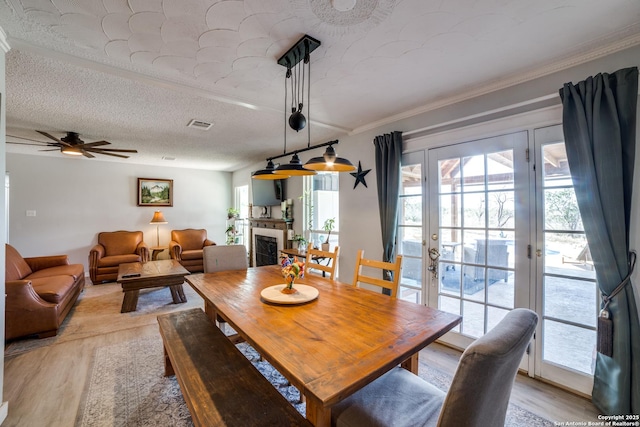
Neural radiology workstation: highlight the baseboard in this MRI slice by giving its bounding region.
[0,400,8,424]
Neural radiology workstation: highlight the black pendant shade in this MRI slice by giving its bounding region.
[275,153,316,176]
[304,145,356,172]
[252,160,291,180]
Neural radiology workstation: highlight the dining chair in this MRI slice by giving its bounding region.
[305,244,340,280]
[203,245,248,273]
[352,249,403,298]
[331,308,539,427]
[202,245,248,337]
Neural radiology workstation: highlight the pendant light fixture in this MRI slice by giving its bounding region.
[253,35,355,179]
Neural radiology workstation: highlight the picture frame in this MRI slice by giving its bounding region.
[137,178,173,207]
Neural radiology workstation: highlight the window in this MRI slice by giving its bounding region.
[303,173,339,249]
[234,185,249,247]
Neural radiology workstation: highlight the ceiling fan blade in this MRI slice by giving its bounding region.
[39,149,61,152]
[8,141,56,147]
[81,141,111,148]
[93,151,130,159]
[36,131,67,145]
[81,150,95,158]
[90,148,138,153]
[7,135,58,145]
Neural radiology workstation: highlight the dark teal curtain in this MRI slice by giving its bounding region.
[374,131,403,286]
[559,67,639,414]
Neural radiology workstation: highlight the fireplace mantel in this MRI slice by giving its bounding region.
[249,218,293,267]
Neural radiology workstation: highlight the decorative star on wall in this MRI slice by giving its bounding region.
[350,161,371,189]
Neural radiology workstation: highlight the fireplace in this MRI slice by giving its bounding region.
[250,218,291,267]
[255,235,278,266]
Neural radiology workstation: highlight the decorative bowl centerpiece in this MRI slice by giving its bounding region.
[281,256,305,294]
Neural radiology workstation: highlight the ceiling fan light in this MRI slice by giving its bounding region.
[61,147,82,156]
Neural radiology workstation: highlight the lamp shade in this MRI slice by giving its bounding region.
[253,160,291,180]
[304,146,356,172]
[275,153,317,176]
[150,210,167,224]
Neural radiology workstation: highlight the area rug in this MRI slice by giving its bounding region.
[76,336,192,427]
[75,335,553,426]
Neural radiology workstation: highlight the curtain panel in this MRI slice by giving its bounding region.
[559,66,639,414]
[374,131,403,284]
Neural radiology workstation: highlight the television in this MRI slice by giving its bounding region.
[252,178,286,206]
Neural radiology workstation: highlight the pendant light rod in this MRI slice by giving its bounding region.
[267,140,339,162]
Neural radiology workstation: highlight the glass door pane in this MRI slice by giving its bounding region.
[428,132,529,352]
[399,151,425,304]
[534,125,596,394]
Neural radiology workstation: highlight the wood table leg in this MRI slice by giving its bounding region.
[204,301,217,324]
[305,395,330,427]
[169,284,187,304]
[121,289,140,313]
[401,353,419,374]
[163,343,174,376]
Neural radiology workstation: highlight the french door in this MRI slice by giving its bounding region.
[399,123,596,393]
[426,132,530,357]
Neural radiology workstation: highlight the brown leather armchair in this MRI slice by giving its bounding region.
[89,230,149,283]
[169,229,216,273]
[5,244,85,340]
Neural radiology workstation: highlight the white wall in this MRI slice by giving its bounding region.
[7,153,232,271]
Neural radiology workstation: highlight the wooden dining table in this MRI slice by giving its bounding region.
[186,266,462,427]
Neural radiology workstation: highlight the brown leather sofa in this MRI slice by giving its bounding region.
[89,230,149,283]
[169,229,216,273]
[5,244,85,340]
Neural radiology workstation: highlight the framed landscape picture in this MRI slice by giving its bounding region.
[138,178,173,207]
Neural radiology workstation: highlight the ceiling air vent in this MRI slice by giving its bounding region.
[162,156,176,161]
[187,119,213,130]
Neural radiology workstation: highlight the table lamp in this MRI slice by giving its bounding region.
[150,210,168,247]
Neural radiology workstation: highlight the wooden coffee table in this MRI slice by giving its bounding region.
[117,259,190,313]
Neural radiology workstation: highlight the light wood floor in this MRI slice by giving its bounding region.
[3,282,600,426]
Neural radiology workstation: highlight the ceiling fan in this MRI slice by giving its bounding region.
[6,131,138,159]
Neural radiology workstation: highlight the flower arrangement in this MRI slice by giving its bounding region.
[281,256,305,294]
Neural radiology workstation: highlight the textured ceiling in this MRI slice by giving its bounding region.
[1,0,639,171]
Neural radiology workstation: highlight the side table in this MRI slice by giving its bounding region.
[150,246,168,261]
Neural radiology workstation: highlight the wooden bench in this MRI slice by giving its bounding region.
[157,308,311,427]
